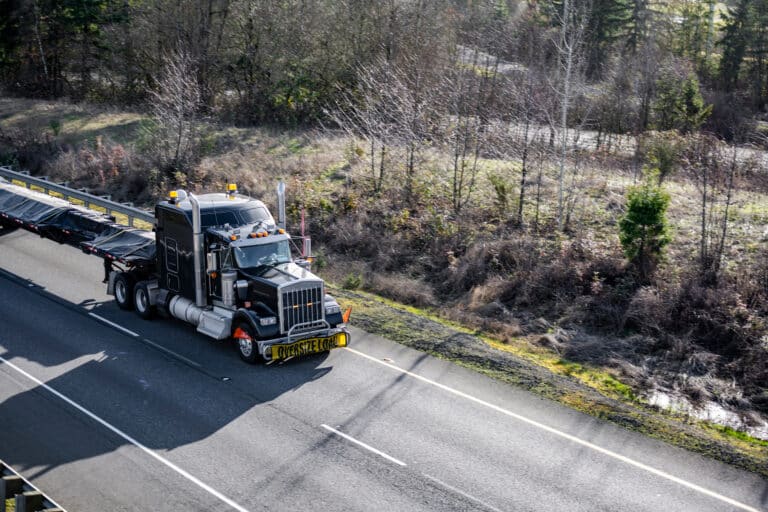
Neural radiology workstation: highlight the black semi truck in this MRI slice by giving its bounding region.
[0,168,349,363]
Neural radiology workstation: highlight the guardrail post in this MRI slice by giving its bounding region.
[1,475,23,499]
[15,490,44,512]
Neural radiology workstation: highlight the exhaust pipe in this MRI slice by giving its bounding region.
[168,295,204,325]
[277,180,286,230]
[188,193,206,307]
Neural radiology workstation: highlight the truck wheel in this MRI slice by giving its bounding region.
[234,322,261,364]
[114,273,135,310]
[134,282,155,320]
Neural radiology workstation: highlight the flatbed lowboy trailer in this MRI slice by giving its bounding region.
[0,167,349,363]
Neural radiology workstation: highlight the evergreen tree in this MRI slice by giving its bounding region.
[619,171,671,281]
[584,0,632,78]
[625,0,650,53]
[719,0,750,92]
[672,0,711,73]
[653,73,711,133]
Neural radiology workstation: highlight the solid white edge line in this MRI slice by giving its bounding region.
[88,312,139,337]
[0,356,251,512]
[342,347,761,512]
[320,424,407,467]
[422,473,504,512]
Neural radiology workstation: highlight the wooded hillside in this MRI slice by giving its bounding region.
[0,1,766,135]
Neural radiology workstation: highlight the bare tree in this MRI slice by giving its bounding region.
[329,60,397,194]
[681,134,739,285]
[553,0,588,230]
[442,46,501,214]
[147,48,203,178]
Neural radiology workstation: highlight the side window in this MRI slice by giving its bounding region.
[166,238,179,272]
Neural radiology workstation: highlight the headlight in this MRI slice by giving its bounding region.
[325,304,341,315]
[259,316,277,326]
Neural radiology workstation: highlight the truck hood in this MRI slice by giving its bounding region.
[240,261,322,286]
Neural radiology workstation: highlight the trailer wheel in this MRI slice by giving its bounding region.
[134,282,156,320]
[234,322,261,364]
[114,273,135,310]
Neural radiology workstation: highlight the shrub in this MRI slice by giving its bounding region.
[342,273,363,290]
[619,175,671,282]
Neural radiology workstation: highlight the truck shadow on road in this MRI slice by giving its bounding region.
[0,269,337,483]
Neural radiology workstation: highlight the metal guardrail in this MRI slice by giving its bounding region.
[1,460,66,512]
[0,166,154,230]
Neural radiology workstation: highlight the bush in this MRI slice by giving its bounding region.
[619,175,670,281]
[342,273,363,290]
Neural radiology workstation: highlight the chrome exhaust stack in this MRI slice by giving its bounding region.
[188,193,206,308]
[277,180,286,231]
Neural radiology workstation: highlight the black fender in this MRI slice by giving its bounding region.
[326,311,343,328]
[232,308,280,340]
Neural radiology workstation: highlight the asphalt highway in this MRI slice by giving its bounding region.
[0,228,766,511]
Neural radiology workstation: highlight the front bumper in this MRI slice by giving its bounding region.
[258,327,350,361]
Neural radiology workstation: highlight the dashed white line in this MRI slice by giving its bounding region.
[423,473,504,512]
[88,312,139,337]
[320,424,407,467]
[0,356,251,512]
[343,347,761,512]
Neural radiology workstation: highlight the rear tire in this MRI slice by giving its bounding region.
[234,322,261,364]
[134,281,156,320]
[114,273,135,311]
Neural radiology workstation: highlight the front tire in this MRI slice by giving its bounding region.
[134,281,156,320]
[234,322,261,364]
[114,273,135,311]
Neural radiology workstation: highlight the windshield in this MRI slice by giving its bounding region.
[233,240,291,269]
[239,206,272,225]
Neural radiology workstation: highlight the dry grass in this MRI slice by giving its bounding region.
[2,98,767,451]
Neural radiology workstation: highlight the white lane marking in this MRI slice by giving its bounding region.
[141,338,202,368]
[343,347,761,512]
[0,357,251,512]
[320,424,407,467]
[88,313,139,337]
[88,310,202,367]
[423,473,504,512]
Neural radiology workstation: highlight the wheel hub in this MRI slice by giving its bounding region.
[239,337,253,357]
[116,281,126,302]
[137,290,147,311]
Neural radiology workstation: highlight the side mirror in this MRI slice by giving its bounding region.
[206,251,219,274]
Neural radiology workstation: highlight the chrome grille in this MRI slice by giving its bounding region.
[281,282,324,333]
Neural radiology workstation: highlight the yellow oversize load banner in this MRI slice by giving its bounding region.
[271,332,348,360]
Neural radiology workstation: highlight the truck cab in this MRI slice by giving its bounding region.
[114,186,348,363]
